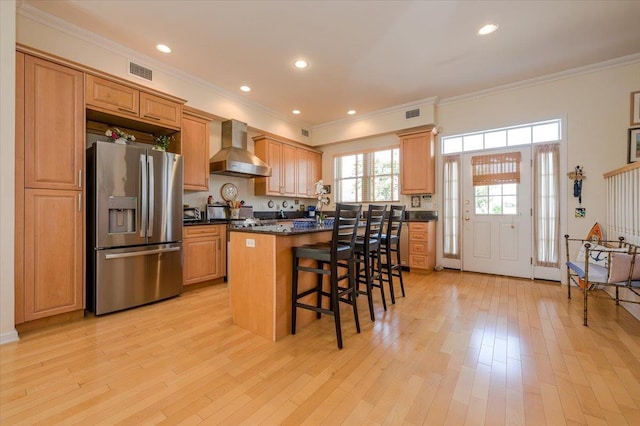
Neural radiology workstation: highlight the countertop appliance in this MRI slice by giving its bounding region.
[87,141,184,315]
[183,206,201,222]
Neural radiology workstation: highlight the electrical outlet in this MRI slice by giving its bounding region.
[246,239,255,248]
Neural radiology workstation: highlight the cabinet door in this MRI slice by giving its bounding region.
[282,144,297,196]
[296,149,309,197]
[309,151,323,195]
[182,114,210,191]
[184,237,218,284]
[24,56,85,190]
[400,131,435,194]
[24,189,84,320]
[265,140,283,194]
[85,74,139,117]
[140,92,182,129]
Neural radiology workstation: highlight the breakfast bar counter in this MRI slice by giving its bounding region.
[228,225,333,341]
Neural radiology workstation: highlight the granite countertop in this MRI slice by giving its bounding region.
[229,223,332,236]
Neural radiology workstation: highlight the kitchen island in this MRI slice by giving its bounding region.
[228,224,334,341]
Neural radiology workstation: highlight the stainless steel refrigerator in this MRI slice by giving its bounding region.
[87,141,183,315]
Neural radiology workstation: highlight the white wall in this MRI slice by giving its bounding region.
[0,0,18,343]
[437,61,640,246]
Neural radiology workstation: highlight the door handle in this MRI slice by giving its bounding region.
[140,154,147,238]
[104,246,180,259]
[147,155,155,237]
[464,217,470,221]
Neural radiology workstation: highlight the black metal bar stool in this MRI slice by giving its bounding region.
[354,204,387,321]
[291,203,362,349]
[379,204,406,304]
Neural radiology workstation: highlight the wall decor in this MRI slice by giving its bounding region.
[629,127,640,163]
[575,207,586,219]
[632,91,640,126]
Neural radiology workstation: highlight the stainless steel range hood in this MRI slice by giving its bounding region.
[209,119,272,178]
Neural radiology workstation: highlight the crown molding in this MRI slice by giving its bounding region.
[312,96,438,130]
[16,3,313,130]
[438,53,640,107]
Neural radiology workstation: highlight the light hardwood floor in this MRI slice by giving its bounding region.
[2,270,640,425]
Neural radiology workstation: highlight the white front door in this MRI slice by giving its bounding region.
[461,147,532,278]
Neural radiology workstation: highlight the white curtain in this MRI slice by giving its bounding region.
[443,155,460,259]
[533,144,560,267]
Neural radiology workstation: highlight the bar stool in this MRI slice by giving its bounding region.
[291,203,362,349]
[354,204,387,321]
[379,205,406,304]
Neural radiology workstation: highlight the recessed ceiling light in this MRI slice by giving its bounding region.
[240,85,251,92]
[294,59,308,69]
[156,44,171,53]
[347,110,356,115]
[478,24,498,35]
[292,109,301,115]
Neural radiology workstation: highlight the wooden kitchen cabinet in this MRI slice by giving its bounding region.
[86,74,183,130]
[23,189,84,320]
[24,55,85,190]
[182,107,214,191]
[408,221,435,272]
[295,148,322,197]
[16,52,86,325]
[253,136,296,196]
[183,225,226,285]
[399,130,435,194]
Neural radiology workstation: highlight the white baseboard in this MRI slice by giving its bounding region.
[0,329,19,345]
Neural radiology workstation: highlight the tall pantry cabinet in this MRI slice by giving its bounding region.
[15,52,85,324]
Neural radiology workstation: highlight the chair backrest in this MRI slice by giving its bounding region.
[386,204,406,240]
[364,204,387,248]
[331,203,362,252]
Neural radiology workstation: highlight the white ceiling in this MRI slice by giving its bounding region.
[21,0,640,127]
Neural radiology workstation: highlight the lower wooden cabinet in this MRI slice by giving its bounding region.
[183,225,226,285]
[23,189,84,321]
[408,221,435,272]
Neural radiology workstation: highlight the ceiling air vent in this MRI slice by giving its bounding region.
[405,108,420,119]
[301,128,310,137]
[129,61,153,81]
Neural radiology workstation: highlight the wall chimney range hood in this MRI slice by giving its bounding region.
[209,119,272,178]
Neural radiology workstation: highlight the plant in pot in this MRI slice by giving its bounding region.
[154,134,174,151]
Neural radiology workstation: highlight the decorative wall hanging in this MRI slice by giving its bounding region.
[628,127,640,163]
[568,165,585,205]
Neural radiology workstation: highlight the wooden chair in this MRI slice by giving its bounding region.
[291,203,363,349]
[379,205,406,304]
[354,204,387,321]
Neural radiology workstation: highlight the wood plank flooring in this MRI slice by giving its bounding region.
[2,270,640,425]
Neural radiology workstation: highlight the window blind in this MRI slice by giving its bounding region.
[471,152,521,186]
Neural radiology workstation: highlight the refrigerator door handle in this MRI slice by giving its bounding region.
[140,154,148,238]
[147,155,155,237]
[104,246,181,260]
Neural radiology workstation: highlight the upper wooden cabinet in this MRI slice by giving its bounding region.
[399,130,435,194]
[296,149,322,197]
[182,107,214,191]
[254,136,297,196]
[24,56,85,190]
[86,74,183,130]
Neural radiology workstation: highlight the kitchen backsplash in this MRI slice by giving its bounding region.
[183,175,436,213]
